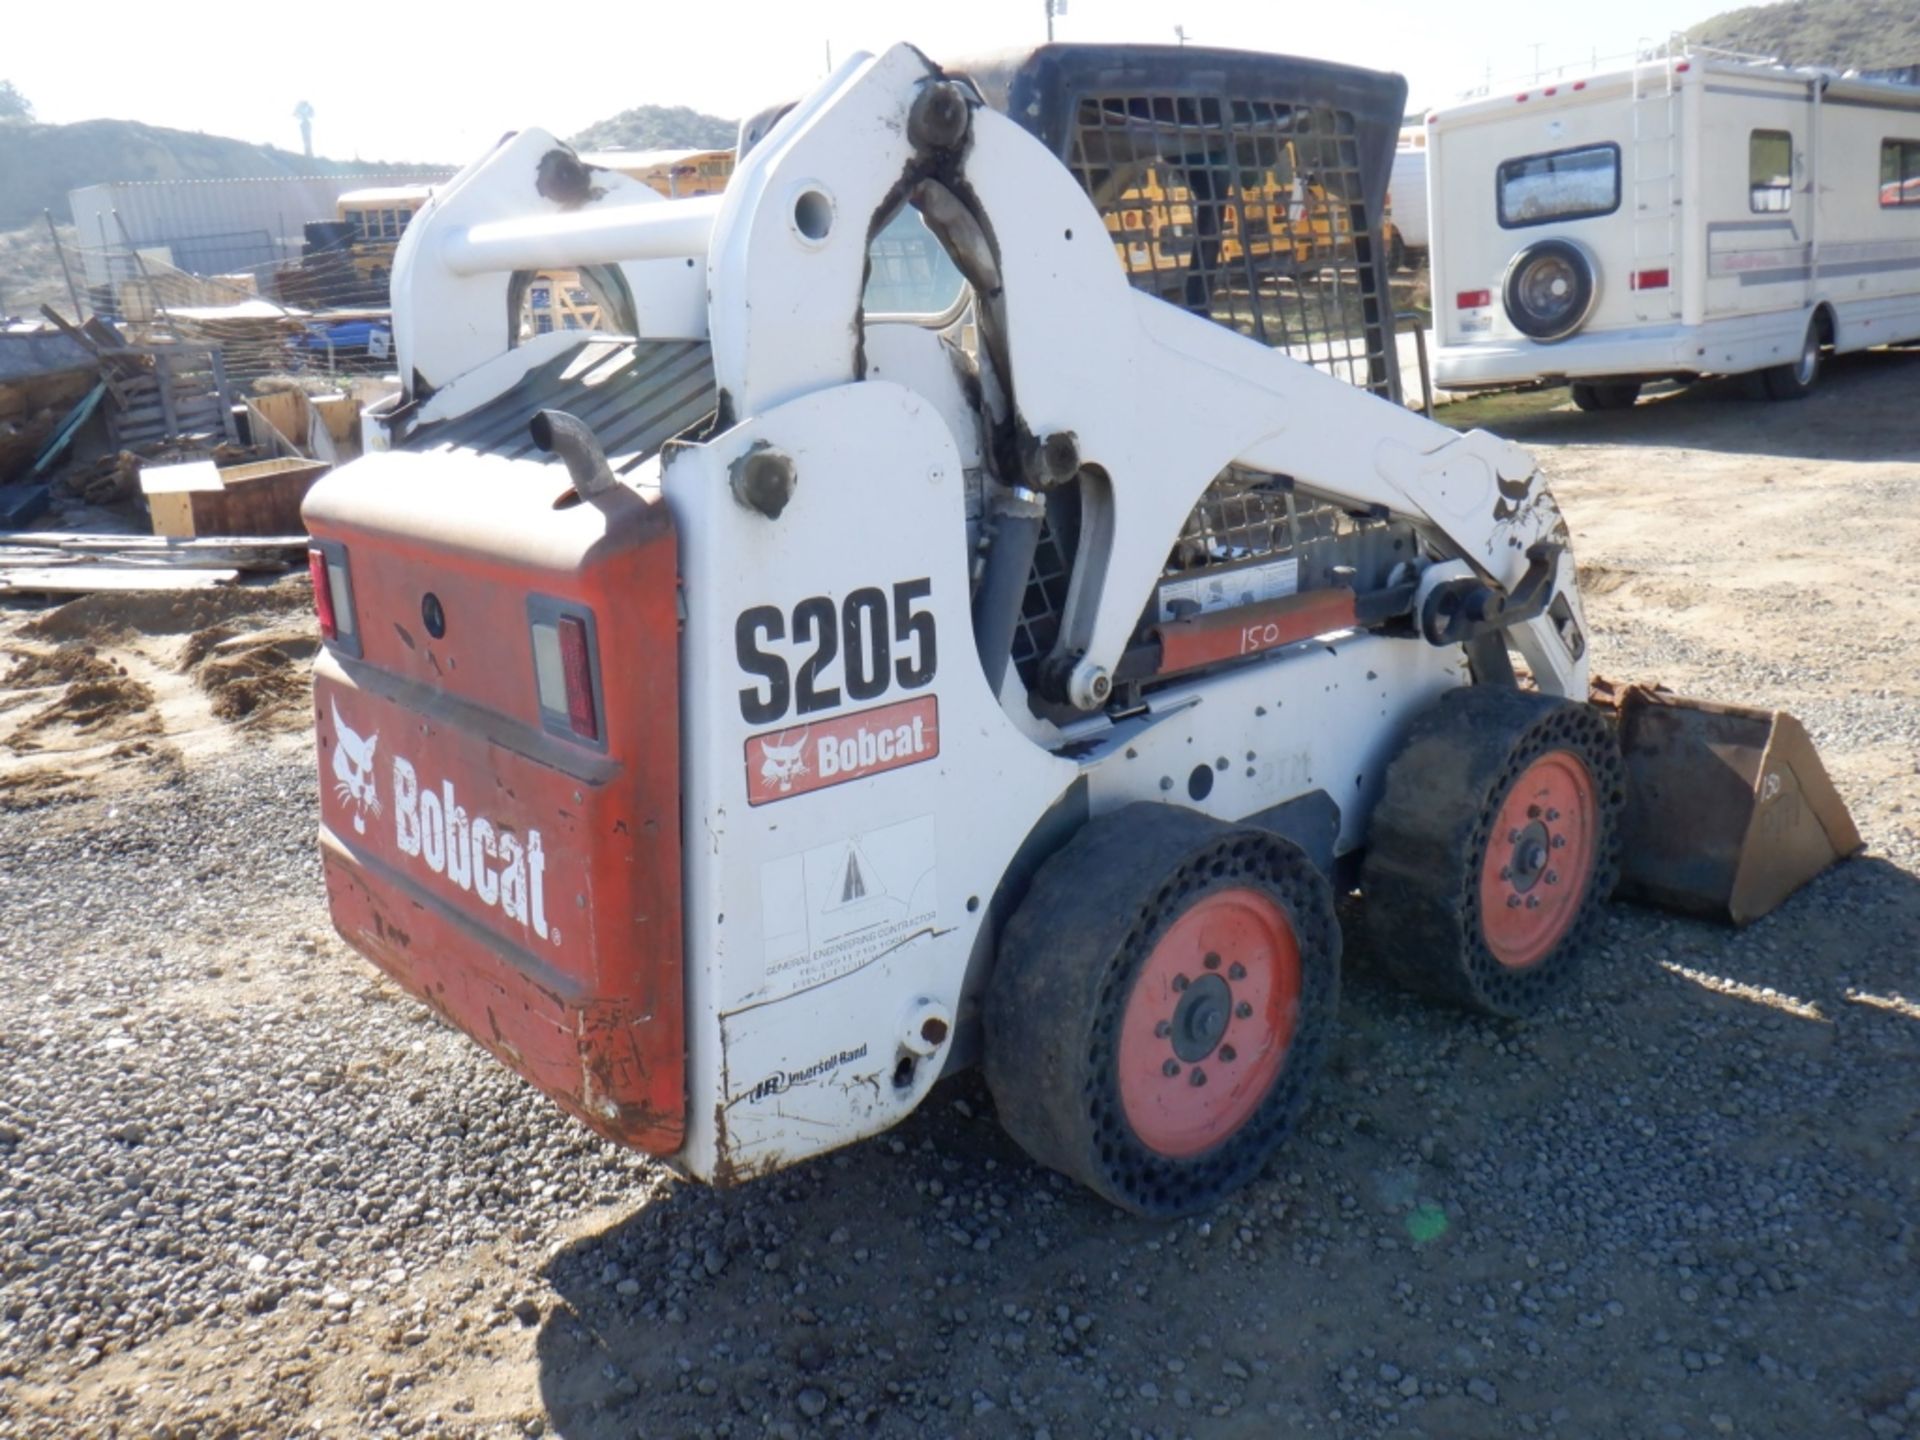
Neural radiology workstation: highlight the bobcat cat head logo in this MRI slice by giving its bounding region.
[757,730,810,795]
[331,700,381,835]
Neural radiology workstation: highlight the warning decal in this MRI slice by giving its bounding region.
[759,814,938,995]
[1158,556,1299,623]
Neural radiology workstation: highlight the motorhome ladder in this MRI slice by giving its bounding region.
[1629,42,1683,321]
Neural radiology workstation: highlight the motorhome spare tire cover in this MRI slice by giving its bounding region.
[1502,238,1599,342]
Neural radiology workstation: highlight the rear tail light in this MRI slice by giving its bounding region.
[558,616,598,741]
[1631,268,1670,290]
[308,549,336,640]
[308,541,359,656]
[530,601,604,746]
[1457,289,1491,309]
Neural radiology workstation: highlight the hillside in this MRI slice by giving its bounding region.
[0,116,439,231]
[1686,0,1920,69]
[568,104,736,154]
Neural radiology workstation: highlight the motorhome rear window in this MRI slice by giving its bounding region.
[1883,140,1920,208]
[1750,130,1793,212]
[1496,144,1620,228]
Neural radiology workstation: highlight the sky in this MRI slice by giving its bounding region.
[6,0,1736,164]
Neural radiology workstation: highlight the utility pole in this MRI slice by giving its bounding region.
[293,100,314,159]
[1045,0,1067,42]
[1530,42,1544,83]
[1175,24,1190,45]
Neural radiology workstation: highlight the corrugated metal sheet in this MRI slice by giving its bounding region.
[69,174,453,285]
[402,339,716,472]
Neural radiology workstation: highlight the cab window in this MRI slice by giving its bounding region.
[863,206,967,319]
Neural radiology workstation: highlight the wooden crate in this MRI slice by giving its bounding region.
[143,456,329,538]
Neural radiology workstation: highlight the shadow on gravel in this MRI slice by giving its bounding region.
[530,1068,1175,1439]
[526,855,1920,1439]
[1445,348,1920,462]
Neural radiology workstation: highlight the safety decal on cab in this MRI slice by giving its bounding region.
[745,696,939,806]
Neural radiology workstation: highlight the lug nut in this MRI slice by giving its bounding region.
[1546,808,1560,821]
[1526,896,1540,909]
[1228,962,1246,980]
[1155,1020,1171,1038]
[1500,866,1512,880]
[1204,952,1221,970]
[1552,835,1567,849]
[1189,1068,1207,1087]
[1163,1058,1181,1077]
[1528,805,1542,819]
[1507,895,1522,908]
[1219,1045,1237,1062]
[1509,829,1522,843]
[1545,871,1559,886]
[1172,975,1189,992]
[1235,1001,1253,1020]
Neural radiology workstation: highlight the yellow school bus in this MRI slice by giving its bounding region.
[335,184,434,289]
[1093,151,1362,300]
[521,150,737,338]
[585,147,736,199]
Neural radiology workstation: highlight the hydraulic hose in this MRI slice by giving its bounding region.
[973,488,1047,699]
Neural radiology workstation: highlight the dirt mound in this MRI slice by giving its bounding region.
[7,676,158,750]
[21,577,312,644]
[187,629,318,728]
[6,645,126,690]
[0,739,184,812]
[4,645,158,753]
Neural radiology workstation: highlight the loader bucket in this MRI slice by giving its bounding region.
[1603,686,1862,926]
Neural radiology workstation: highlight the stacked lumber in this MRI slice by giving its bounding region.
[0,530,306,595]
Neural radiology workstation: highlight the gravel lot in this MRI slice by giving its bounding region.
[2,352,1918,1440]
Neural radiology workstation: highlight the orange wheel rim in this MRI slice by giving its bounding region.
[1116,887,1301,1159]
[1478,750,1598,969]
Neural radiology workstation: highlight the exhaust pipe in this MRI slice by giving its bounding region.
[530,409,617,498]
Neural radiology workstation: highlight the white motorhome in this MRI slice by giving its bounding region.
[1387,146,1429,267]
[1426,49,1920,408]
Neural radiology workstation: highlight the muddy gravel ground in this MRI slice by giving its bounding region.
[3,352,1919,1440]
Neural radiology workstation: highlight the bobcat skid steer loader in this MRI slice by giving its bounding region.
[303,43,1859,1217]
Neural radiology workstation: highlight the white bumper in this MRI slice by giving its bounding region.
[1434,323,1696,388]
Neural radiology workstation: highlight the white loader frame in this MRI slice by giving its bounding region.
[370,44,1592,1179]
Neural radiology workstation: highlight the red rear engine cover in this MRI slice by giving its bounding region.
[305,453,683,1152]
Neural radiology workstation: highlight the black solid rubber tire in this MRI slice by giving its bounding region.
[1570,380,1642,412]
[983,804,1341,1218]
[1361,686,1625,1018]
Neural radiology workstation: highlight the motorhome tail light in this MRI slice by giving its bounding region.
[1573,80,1587,91]
[1457,289,1492,309]
[1632,268,1671,291]
[1675,61,1691,72]
[529,599,604,746]
[307,540,359,655]
[1515,92,1530,102]
[1543,86,1558,96]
